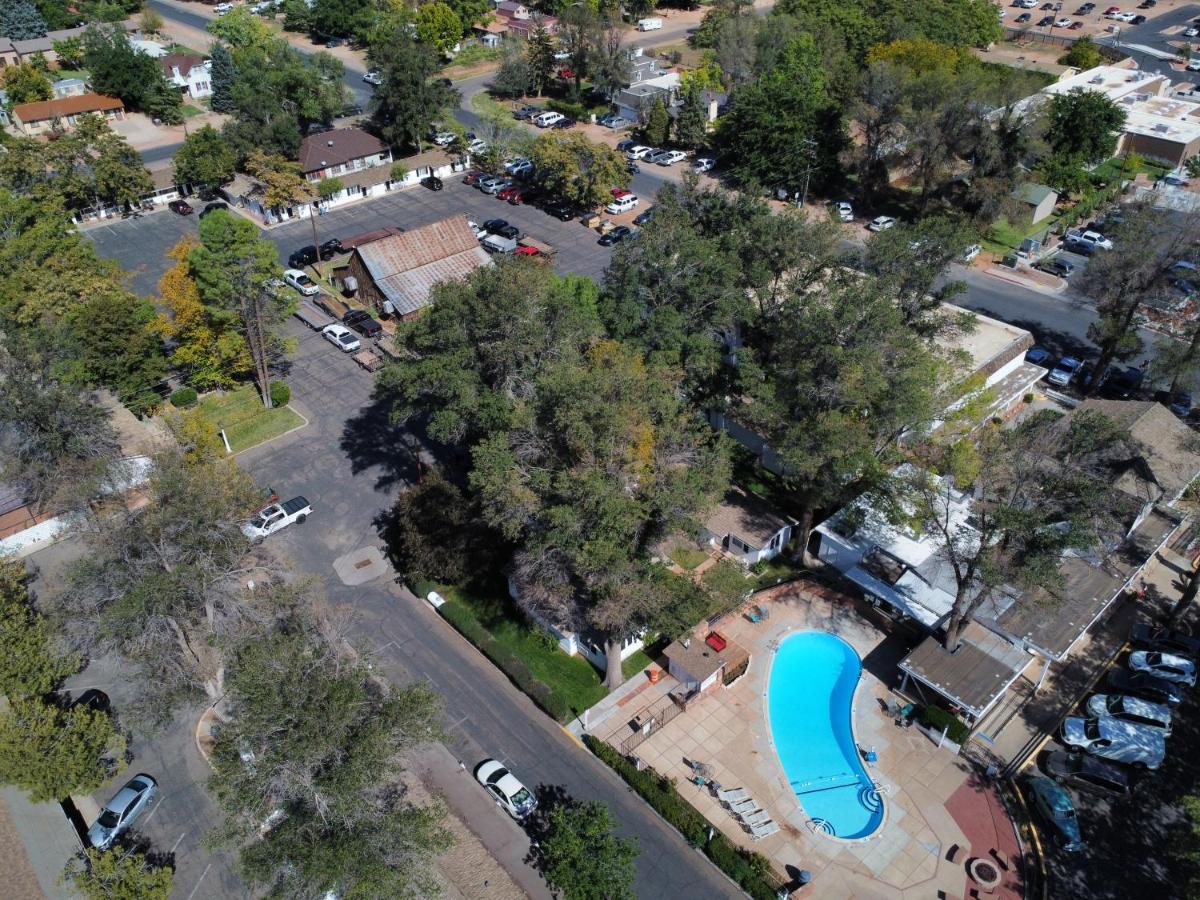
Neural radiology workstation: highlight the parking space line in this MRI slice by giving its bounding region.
[169,831,187,854]
[184,862,212,900]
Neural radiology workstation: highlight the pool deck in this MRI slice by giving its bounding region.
[586,580,1025,899]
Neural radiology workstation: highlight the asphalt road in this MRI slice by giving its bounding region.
[236,322,742,900]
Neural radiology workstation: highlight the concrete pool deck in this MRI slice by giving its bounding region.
[587,580,1025,899]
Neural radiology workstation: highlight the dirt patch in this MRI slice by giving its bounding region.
[0,794,48,900]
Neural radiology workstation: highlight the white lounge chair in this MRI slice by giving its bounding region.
[740,809,772,827]
[728,798,758,814]
[748,820,780,839]
[715,787,748,803]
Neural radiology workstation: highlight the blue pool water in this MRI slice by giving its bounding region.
[768,631,884,839]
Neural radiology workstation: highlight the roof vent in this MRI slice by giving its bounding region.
[327,140,334,147]
[1156,123,1170,133]
[1090,75,1104,84]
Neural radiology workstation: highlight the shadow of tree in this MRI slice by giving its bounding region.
[522,783,573,875]
[338,391,423,493]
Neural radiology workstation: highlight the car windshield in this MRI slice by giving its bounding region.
[249,514,267,529]
[1106,696,1121,713]
[97,808,121,828]
[1146,652,1163,665]
[511,786,533,807]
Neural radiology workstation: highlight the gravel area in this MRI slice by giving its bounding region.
[0,794,48,900]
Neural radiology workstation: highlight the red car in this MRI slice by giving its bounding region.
[558,67,575,79]
[505,187,528,205]
[168,199,193,215]
[1069,19,1084,26]
[462,170,485,185]
[611,188,632,199]
[498,184,520,201]
[1104,5,1119,11]
[514,245,539,257]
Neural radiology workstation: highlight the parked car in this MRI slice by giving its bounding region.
[513,105,540,120]
[551,117,576,129]
[1131,623,1200,657]
[1027,776,1084,851]
[1070,19,1085,27]
[1066,230,1113,253]
[283,269,320,296]
[961,243,982,263]
[432,131,457,146]
[1042,749,1134,799]
[466,138,488,154]
[1086,693,1172,733]
[605,194,640,214]
[242,496,313,540]
[1055,16,1071,25]
[505,186,532,205]
[1016,11,1032,20]
[831,200,854,222]
[497,183,522,202]
[474,759,537,819]
[1129,650,1197,686]
[363,70,383,85]
[616,139,637,152]
[868,215,897,232]
[693,157,716,173]
[481,218,510,235]
[1046,356,1082,386]
[1037,15,1055,24]
[199,201,228,219]
[88,775,158,850]
[480,178,512,196]
[1037,257,1075,278]
[599,225,634,246]
[542,199,576,221]
[633,206,656,226]
[644,149,673,165]
[337,103,365,118]
[626,145,655,160]
[1107,667,1184,707]
[1025,346,1054,367]
[1100,365,1145,399]
[1187,26,1200,36]
[421,175,443,191]
[343,309,382,338]
[1059,716,1166,769]
[322,323,361,353]
[507,159,534,177]
[627,160,641,175]
[1129,13,1145,22]
[214,2,233,13]
[533,111,566,128]
[463,170,485,186]
[600,113,631,128]
[288,246,319,268]
[168,199,193,215]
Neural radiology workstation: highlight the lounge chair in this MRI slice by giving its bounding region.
[739,809,772,826]
[728,798,758,814]
[748,819,780,839]
[715,786,748,803]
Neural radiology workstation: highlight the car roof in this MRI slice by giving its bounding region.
[1032,776,1073,812]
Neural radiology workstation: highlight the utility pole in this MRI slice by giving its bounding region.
[236,261,273,409]
[799,137,817,209]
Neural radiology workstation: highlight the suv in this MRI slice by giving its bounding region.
[1131,623,1200,657]
[543,199,575,221]
[1042,749,1133,798]
[1037,257,1075,278]
[343,309,382,338]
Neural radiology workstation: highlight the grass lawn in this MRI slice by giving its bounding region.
[195,385,304,453]
[669,546,709,570]
[181,104,206,119]
[471,90,523,121]
[752,557,800,590]
[985,214,1056,254]
[444,44,501,70]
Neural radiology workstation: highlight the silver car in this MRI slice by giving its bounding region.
[88,774,158,850]
[1129,650,1196,686]
[1060,716,1166,770]
[1086,693,1172,734]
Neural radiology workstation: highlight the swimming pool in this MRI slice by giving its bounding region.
[767,631,884,840]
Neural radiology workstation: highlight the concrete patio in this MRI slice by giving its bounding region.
[585,580,1025,899]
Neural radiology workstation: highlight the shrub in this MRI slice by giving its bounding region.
[170,387,198,408]
[918,704,971,744]
[1023,392,1035,404]
[584,736,780,900]
[268,381,290,407]
[546,98,588,119]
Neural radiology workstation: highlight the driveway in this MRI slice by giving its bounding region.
[233,321,741,899]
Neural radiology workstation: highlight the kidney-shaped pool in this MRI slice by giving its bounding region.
[767,631,884,840]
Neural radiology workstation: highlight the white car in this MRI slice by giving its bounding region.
[831,200,854,222]
[432,131,457,146]
[1017,0,1037,7]
[1054,16,1071,26]
[693,157,715,173]
[1187,26,1200,36]
[868,215,897,232]
[213,2,233,14]
[283,268,319,296]
[1086,693,1172,733]
[322,323,361,353]
[466,138,488,154]
[475,759,537,819]
[533,111,565,128]
[363,70,382,85]
[1060,716,1166,769]
[605,194,640,214]
[241,496,312,540]
[1114,11,1137,21]
[467,219,489,240]
[961,243,982,263]
[1066,229,1113,252]
[656,150,688,166]
[1188,59,1200,72]
[553,50,570,61]
[1130,650,1197,686]
[625,145,654,161]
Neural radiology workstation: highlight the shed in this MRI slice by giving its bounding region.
[1011,182,1058,224]
[663,631,750,695]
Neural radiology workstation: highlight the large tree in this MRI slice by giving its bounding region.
[1,61,51,105]
[528,131,628,210]
[368,29,458,152]
[208,42,237,113]
[172,124,237,190]
[538,801,639,900]
[64,849,174,900]
[311,0,375,39]
[83,24,183,124]
[0,698,123,802]
[0,0,46,39]
[414,1,462,55]
[526,23,556,95]
[1047,88,1126,166]
[0,561,77,700]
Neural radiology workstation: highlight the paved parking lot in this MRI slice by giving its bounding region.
[86,210,201,298]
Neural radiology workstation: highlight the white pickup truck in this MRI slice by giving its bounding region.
[242,496,312,541]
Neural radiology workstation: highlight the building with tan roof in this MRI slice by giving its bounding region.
[11,93,125,135]
[298,126,391,183]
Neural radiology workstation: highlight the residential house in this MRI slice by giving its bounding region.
[0,24,112,68]
[11,93,125,135]
[299,126,392,184]
[488,0,557,36]
[0,91,8,126]
[51,77,86,98]
[613,72,681,124]
[159,53,211,100]
[814,398,1196,738]
[701,487,796,566]
[342,216,492,320]
[1010,182,1057,224]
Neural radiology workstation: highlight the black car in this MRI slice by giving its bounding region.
[1107,667,1184,708]
[289,246,318,268]
[1042,750,1134,798]
[306,121,334,136]
[1101,365,1145,399]
[616,139,637,152]
[481,218,509,234]
[338,104,365,118]
[1016,11,1032,20]
[599,225,633,246]
[627,161,641,174]
[633,207,656,227]
[199,201,229,219]
[320,238,344,259]
[1132,623,1200,657]
[1130,13,1146,23]
[551,117,576,129]
[493,224,521,241]
[543,200,575,221]
[421,175,444,191]
[1037,15,1055,25]
[343,309,382,338]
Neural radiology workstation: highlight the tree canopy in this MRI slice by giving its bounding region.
[368,29,458,152]
[1047,88,1126,166]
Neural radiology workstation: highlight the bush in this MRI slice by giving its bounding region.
[584,736,780,900]
[546,98,589,119]
[268,381,290,407]
[918,704,971,744]
[170,387,198,408]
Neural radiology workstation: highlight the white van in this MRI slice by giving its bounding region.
[637,17,663,30]
[533,111,565,128]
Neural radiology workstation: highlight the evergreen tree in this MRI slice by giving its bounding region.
[369,30,458,152]
[493,45,531,99]
[526,23,556,95]
[643,98,669,146]
[208,42,236,113]
[674,85,708,150]
[0,0,47,41]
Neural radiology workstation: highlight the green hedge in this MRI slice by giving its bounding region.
[438,599,572,722]
[269,381,290,407]
[584,736,780,900]
[918,704,971,745]
[170,387,198,408]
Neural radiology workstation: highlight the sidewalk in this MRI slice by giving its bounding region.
[0,787,81,900]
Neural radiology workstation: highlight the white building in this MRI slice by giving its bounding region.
[158,53,212,100]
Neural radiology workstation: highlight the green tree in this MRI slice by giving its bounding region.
[691,5,729,49]
[64,848,174,900]
[0,0,46,39]
[51,35,85,68]
[281,0,313,33]
[208,42,236,113]
[83,25,183,124]
[674,85,708,150]
[539,801,639,900]
[445,0,490,28]
[850,60,908,204]
[368,29,458,152]
[311,0,374,39]
[173,124,237,190]
[0,698,123,802]
[527,23,556,95]
[415,1,463,56]
[1058,35,1102,69]
[0,560,77,700]
[643,97,669,145]
[206,6,273,49]
[528,131,628,210]
[493,44,532,99]
[1047,88,1126,166]
[316,175,344,200]
[1,61,52,106]
[864,214,973,329]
